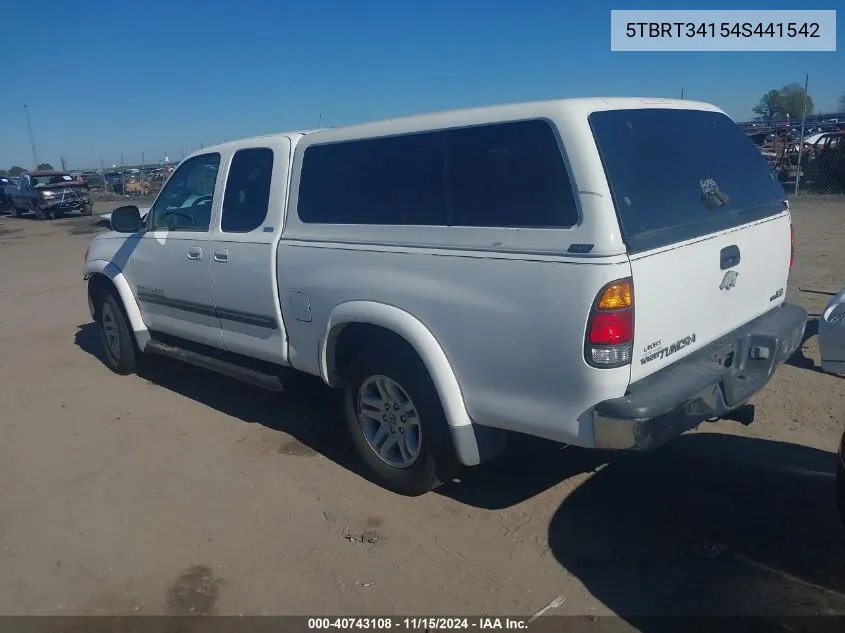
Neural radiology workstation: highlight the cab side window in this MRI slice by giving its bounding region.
[150,153,221,231]
[220,148,274,233]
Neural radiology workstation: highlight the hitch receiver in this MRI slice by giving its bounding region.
[722,403,755,426]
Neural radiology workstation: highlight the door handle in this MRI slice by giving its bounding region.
[213,249,229,263]
[187,246,202,260]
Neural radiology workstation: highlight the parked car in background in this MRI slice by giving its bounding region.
[0,176,18,212]
[819,285,845,377]
[104,171,125,195]
[821,286,845,528]
[8,171,93,219]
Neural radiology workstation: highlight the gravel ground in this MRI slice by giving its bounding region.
[0,197,843,627]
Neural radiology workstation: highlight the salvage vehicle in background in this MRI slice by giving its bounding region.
[8,171,93,219]
[0,176,18,212]
[84,98,806,496]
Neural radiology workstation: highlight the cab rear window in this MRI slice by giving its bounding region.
[589,108,786,253]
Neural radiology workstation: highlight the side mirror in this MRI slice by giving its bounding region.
[111,205,142,233]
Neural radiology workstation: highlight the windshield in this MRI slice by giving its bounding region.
[30,174,74,187]
[589,108,786,253]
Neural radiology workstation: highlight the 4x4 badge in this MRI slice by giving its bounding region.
[720,270,739,291]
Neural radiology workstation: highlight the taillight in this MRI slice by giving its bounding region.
[585,278,634,368]
[789,222,795,268]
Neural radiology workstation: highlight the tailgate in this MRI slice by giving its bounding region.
[588,106,793,382]
[629,214,791,380]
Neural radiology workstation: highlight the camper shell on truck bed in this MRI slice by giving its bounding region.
[84,97,806,495]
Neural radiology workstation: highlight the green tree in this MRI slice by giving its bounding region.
[36,162,54,171]
[779,83,814,118]
[752,89,785,124]
[7,166,25,177]
[752,85,815,124]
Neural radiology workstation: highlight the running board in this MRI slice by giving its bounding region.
[143,340,284,392]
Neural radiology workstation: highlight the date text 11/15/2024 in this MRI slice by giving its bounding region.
[308,618,529,630]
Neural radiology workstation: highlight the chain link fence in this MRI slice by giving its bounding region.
[85,167,173,202]
[761,132,845,196]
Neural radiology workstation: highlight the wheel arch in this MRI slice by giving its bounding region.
[321,302,468,418]
[85,260,150,350]
[319,301,505,467]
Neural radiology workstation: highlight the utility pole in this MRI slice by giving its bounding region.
[22,104,38,168]
[60,156,67,171]
[794,73,810,196]
[680,88,685,99]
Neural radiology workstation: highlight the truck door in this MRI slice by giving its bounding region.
[127,152,224,348]
[209,141,291,365]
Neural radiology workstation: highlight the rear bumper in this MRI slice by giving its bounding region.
[593,302,807,451]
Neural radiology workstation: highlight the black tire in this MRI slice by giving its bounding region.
[81,203,93,216]
[343,347,460,496]
[10,202,21,218]
[97,291,139,375]
[35,205,50,220]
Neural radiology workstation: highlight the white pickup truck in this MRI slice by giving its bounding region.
[84,98,807,495]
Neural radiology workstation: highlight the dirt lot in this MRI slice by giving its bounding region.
[0,198,843,624]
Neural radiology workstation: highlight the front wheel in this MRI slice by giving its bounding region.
[98,292,139,375]
[343,347,460,496]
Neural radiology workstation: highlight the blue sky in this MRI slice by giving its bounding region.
[0,0,842,170]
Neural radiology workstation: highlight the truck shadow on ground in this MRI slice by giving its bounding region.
[74,322,612,499]
[546,433,845,625]
[74,323,369,475]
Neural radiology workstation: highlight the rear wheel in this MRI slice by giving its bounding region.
[34,205,51,220]
[98,291,138,375]
[81,203,93,216]
[10,201,21,218]
[343,346,460,496]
